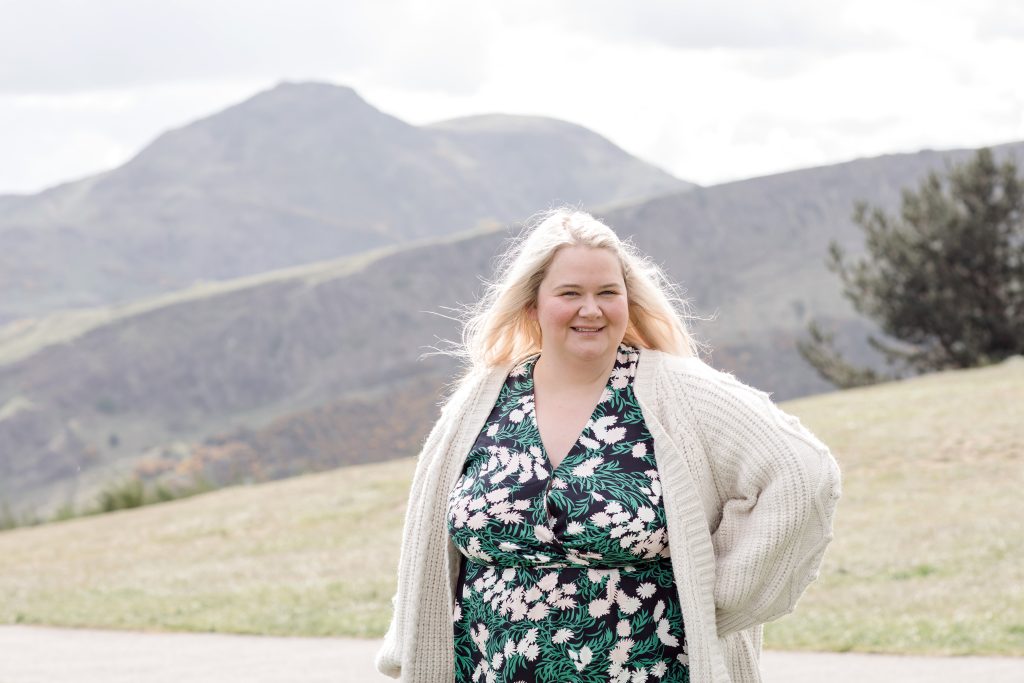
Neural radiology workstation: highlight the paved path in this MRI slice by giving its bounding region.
[1,625,1022,682]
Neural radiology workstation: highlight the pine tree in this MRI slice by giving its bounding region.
[799,147,1024,388]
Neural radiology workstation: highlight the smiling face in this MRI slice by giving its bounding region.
[528,245,629,365]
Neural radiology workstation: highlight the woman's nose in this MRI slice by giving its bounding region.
[579,295,600,316]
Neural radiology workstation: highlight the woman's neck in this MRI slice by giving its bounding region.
[533,347,617,390]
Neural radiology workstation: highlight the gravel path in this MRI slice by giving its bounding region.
[1,625,1022,682]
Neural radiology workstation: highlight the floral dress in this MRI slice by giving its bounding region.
[447,344,689,683]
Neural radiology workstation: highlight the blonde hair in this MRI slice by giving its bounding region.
[436,206,705,386]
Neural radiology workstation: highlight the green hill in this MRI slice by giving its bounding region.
[1,357,1021,655]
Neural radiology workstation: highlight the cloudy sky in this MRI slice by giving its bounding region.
[1,0,1022,195]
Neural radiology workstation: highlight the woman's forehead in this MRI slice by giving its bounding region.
[545,245,624,281]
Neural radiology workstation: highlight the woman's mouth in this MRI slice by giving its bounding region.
[571,326,604,335]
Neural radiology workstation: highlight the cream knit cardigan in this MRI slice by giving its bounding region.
[375,348,842,683]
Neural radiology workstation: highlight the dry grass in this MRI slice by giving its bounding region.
[768,357,1024,654]
[0,458,411,638]
[0,358,1021,654]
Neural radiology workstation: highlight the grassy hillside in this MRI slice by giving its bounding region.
[0,357,1021,654]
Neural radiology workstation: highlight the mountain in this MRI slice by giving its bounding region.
[0,81,693,325]
[3,141,1022,522]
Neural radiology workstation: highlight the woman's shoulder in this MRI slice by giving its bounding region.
[641,348,782,418]
[641,347,739,389]
[440,359,518,415]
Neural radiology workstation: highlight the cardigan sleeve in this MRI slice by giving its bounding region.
[683,365,842,639]
[374,405,452,678]
[372,409,444,679]
[374,368,487,678]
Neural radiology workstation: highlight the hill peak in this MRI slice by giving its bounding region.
[425,113,581,134]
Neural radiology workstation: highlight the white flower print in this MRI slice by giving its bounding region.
[527,602,550,620]
[537,572,559,591]
[637,582,657,598]
[616,591,642,615]
[568,646,593,671]
[487,423,500,437]
[552,628,574,644]
[591,415,626,444]
[588,598,611,618]
[552,594,578,610]
[486,487,510,503]
[471,623,490,655]
[571,456,604,478]
[496,510,524,525]
[591,511,612,527]
[632,442,647,458]
[508,396,535,424]
[566,521,585,534]
[565,548,602,566]
[656,619,679,647]
[467,511,489,530]
[533,524,554,543]
[609,637,634,665]
[651,661,668,678]
[617,619,631,637]
[465,537,492,563]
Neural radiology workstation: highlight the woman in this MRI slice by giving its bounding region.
[376,208,841,683]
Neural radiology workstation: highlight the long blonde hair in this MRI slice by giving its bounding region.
[436,207,705,390]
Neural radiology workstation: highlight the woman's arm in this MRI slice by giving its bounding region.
[374,369,488,677]
[374,391,464,678]
[683,366,842,639]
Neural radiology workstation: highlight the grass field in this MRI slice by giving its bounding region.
[1,357,1022,654]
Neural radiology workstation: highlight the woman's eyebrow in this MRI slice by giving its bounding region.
[554,283,622,289]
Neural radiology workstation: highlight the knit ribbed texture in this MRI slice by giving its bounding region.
[376,349,841,683]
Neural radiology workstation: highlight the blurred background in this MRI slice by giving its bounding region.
[0,0,1021,665]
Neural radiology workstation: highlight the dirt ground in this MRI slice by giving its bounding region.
[1,625,1023,682]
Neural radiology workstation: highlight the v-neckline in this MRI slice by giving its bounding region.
[527,350,619,476]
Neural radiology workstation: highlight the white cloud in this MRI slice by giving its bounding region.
[494,0,891,53]
[0,0,396,94]
[0,0,1022,193]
